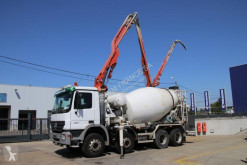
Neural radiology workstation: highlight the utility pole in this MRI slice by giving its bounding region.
[170,77,178,87]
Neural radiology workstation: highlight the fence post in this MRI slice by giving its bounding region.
[40,119,42,134]
[48,118,50,138]
[28,113,31,141]
[22,120,24,135]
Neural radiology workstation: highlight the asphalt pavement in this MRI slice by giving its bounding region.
[0,132,247,165]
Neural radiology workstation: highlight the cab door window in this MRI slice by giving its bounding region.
[74,92,92,109]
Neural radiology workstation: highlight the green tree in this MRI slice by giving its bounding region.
[210,98,223,113]
[188,107,199,115]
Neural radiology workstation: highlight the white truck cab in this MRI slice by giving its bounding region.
[51,86,109,155]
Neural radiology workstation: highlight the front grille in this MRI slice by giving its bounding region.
[51,121,65,133]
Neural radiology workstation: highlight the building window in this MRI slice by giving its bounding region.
[0,93,7,103]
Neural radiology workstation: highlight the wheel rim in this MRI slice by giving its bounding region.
[159,134,167,145]
[88,139,102,152]
[123,137,131,148]
[175,132,182,143]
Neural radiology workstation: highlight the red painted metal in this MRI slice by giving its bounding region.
[152,40,187,87]
[94,13,187,91]
[135,19,152,87]
[197,122,201,133]
[202,122,207,133]
[94,12,152,91]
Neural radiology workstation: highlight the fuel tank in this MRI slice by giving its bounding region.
[107,87,179,124]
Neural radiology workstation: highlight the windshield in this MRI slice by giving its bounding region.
[52,92,73,114]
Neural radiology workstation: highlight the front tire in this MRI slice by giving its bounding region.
[154,129,169,149]
[82,133,105,157]
[169,128,183,146]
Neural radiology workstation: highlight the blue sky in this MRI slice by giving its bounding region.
[0,0,247,107]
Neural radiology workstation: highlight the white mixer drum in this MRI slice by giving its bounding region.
[125,87,178,124]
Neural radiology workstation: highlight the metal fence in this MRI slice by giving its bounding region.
[0,114,50,143]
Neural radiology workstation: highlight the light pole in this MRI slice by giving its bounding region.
[170,77,178,87]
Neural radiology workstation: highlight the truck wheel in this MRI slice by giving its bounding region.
[116,132,135,154]
[66,145,81,152]
[154,129,169,149]
[169,128,183,146]
[82,133,105,157]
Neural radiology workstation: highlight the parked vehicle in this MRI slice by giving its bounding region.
[50,12,187,158]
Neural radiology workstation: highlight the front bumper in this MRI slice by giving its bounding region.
[51,132,71,146]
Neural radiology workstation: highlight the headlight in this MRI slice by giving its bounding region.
[61,134,66,140]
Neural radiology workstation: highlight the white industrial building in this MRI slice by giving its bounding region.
[0,84,59,119]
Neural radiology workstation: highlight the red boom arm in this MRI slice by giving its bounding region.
[94,12,152,91]
[152,40,187,87]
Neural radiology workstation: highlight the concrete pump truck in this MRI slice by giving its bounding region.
[50,12,188,158]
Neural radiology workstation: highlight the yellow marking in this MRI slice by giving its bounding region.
[176,144,247,165]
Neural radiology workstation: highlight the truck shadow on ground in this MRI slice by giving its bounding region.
[55,148,84,158]
[55,146,124,159]
[55,143,186,159]
[184,141,194,143]
[54,145,143,159]
[240,159,247,163]
[55,148,112,159]
[134,143,187,152]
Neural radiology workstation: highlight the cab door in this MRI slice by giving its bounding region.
[70,91,95,130]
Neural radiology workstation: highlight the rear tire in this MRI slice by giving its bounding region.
[169,128,183,146]
[82,133,105,157]
[116,132,135,154]
[154,129,169,149]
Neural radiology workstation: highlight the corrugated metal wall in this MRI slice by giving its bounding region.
[0,84,59,118]
[230,64,247,115]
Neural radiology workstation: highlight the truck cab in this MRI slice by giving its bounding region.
[50,85,109,156]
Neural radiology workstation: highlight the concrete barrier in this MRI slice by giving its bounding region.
[195,116,247,136]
